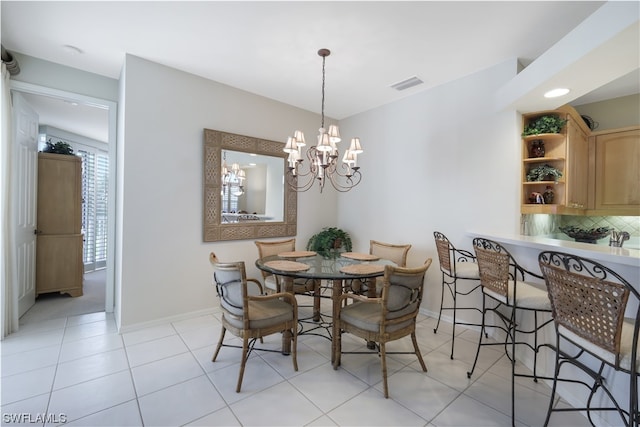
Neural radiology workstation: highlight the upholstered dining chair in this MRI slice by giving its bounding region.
[468,238,553,426]
[210,252,298,392]
[352,240,412,296]
[539,251,639,427]
[433,231,481,359]
[370,239,411,267]
[333,258,433,398]
[254,238,320,320]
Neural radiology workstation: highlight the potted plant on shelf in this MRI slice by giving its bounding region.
[522,114,567,137]
[42,139,74,155]
[526,164,563,182]
[306,227,352,258]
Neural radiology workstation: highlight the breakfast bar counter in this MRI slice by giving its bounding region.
[468,232,639,268]
[466,231,639,425]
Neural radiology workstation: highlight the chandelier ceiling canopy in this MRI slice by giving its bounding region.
[284,49,363,193]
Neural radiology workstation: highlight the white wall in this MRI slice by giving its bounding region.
[118,55,334,328]
[12,51,524,330]
[337,59,522,318]
[574,93,640,130]
[12,53,118,102]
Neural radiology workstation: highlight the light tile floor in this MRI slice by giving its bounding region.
[1,297,588,426]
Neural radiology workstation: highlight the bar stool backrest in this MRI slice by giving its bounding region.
[539,251,636,368]
[472,238,516,300]
[434,232,453,273]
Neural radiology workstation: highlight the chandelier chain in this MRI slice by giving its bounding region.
[321,54,326,129]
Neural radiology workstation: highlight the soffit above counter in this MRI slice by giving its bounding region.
[495,2,640,114]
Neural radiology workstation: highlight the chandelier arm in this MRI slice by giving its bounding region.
[327,168,362,192]
[325,158,357,179]
[285,171,317,192]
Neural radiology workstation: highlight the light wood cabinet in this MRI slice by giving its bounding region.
[36,153,83,296]
[521,105,590,215]
[588,127,640,215]
[564,113,590,209]
[36,234,83,297]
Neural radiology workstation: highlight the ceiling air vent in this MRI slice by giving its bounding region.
[390,76,424,91]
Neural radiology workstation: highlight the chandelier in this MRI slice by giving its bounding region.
[221,151,246,197]
[284,48,363,192]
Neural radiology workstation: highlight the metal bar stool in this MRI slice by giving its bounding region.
[467,237,554,426]
[539,250,639,427]
[433,231,482,359]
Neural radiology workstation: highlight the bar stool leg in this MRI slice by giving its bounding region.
[450,279,457,359]
[433,273,446,334]
[467,295,487,379]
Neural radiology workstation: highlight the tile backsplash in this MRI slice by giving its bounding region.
[560,216,640,235]
[522,214,640,237]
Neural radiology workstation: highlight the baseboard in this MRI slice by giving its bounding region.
[419,307,484,333]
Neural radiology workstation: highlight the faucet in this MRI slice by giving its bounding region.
[609,230,630,247]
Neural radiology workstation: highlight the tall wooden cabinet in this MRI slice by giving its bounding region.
[36,153,83,297]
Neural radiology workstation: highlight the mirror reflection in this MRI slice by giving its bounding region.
[221,150,284,223]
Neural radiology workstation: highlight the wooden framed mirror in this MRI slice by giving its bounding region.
[203,129,297,241]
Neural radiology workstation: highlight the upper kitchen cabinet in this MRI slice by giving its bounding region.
[588,127,640,216]
[521,105,590,215]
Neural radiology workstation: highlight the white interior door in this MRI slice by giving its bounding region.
[12,92,38,317]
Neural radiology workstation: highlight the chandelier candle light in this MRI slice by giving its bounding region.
[284,48,363,192]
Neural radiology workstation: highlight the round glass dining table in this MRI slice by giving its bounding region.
[256,252,395,361]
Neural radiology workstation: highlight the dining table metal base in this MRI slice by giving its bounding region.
[277,277,378,363]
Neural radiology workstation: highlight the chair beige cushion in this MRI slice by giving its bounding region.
[224,299,294,330]
[339,302,412,333]
[559,319,639,372]
[447,262,480,279]
[483,280,551,310]
[217,277,261,315]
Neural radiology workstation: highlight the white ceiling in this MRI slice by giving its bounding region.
[2,1,638,143]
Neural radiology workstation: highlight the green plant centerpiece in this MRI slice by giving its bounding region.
[43,139,74,155]
[526,164,563,182]
[522,114,567,136]
[306,227,352,258]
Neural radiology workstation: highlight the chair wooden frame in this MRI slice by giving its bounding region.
[467,238,553,426]
[254,238,321,321]
[210,252,298,392]
[433,231,482,359]
[539,251,639,427]
[333,259,433,398]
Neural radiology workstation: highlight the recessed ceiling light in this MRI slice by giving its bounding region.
[544,88,570,98]
[62,45,83,55]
